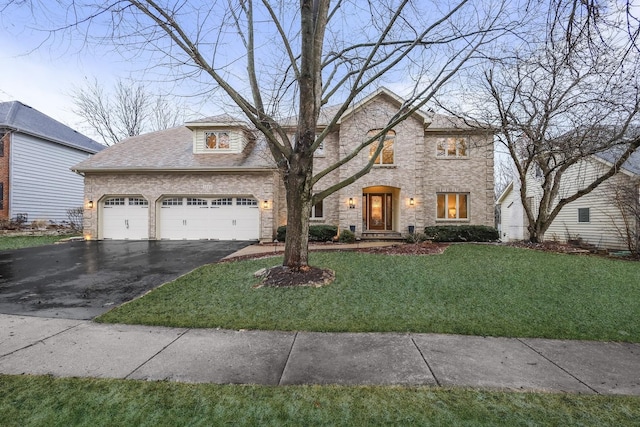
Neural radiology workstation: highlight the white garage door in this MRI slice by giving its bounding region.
[101,197,149,239]
[159,197,259,240]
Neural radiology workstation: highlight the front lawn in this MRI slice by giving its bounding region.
[97,244,640,342]
[1,375,639,426]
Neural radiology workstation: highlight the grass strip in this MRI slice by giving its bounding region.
[1,375,639,427]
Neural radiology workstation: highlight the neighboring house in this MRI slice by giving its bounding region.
[497,149,640,250]
[0,101,105,223]
[73,88,495,241]
[496,180,527,242]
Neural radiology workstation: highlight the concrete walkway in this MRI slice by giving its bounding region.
[1,313,639,395]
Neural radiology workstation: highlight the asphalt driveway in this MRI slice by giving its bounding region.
[0,240,252,320]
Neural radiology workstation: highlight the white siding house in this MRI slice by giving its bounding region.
[496,181,527,241]
[0,101,104,223]
[499,149,640,250]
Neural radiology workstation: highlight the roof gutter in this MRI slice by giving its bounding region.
[71,167,278,174]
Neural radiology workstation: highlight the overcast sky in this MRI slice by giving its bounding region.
[0,3,222,143]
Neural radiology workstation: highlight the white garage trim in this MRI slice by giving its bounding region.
[101,196,149,240]
[158,196,259,240]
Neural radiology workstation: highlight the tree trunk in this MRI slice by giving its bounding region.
[282,151,314,270]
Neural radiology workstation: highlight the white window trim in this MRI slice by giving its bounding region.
[436,193,470,221]
[310,200,324,220]
[436,136,469,158]
[577,207,590,223]
[204,131,232,151]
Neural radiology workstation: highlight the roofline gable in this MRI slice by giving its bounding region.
[336,87,433,126]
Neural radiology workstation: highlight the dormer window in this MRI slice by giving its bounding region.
[205,131,230,150]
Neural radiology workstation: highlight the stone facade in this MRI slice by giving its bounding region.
[77,88,494,241]
[83,171,279,240]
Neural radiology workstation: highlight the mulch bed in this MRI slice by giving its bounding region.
[254,265,336,288]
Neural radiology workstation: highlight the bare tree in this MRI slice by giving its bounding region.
[607,180,640,254]
[442,1,640,243]
[72,78,185,146]
[15,0,519,271]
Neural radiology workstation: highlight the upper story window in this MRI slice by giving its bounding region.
[368,129,395,165]
[205,131,230,150]
[437,137,468,158]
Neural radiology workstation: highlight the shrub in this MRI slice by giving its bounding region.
[338,229,356,243]
[405,232,429,244]
[276,224,338,242]
[67,207,84,232]
[424,225,499,242]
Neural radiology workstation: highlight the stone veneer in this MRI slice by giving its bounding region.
[83,171,279,240]
[82,91,494,240]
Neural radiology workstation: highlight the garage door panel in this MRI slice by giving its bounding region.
[102,197,149,240]
[158,197,259,241]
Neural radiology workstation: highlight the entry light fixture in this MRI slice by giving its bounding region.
[348,198,355,209]
[263,200,269,209]
[88,200,94,209]
[409,197,414,206]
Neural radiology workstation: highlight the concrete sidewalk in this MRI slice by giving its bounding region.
[1,313,638,395]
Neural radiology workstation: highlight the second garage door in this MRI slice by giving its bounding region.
[159,197,259,240]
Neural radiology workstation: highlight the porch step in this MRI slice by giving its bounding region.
[360,231,405,241]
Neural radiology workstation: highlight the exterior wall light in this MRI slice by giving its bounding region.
[88,200,94,209]
[263,200,269,209]
[409,197,414,206]
[348,198,355,209]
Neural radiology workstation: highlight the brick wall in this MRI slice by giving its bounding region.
[83,171,280,241]
[0,131,10,220]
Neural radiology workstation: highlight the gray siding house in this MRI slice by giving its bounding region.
[0,101,104,223]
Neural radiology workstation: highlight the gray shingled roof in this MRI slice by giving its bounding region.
[594,146,640,176]
[72,125,276,172]
[0,101,104,153]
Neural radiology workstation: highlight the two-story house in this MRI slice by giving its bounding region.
[73,88,494,241]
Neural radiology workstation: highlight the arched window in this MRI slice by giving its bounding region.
[368,129,395,165]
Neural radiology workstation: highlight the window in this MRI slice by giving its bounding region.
[437,137,468,157]
[0,182,3,210]
[212,198,233,206]
[368,129,395,165]
[104,197,125,206]
[311,200,324,219]
[437,193,468,220]
[578,208,590,223]
[129,198,149,206]
[236,198,258,206]
[187,198,207,206]
[162,198,183,206]
[205,131,230,150]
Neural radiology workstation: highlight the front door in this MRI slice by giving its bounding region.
[365,193,393,231]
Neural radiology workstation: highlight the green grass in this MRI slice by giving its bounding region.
[1,375,639,426]
[97,244,640,342]
[0,234,78,251]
